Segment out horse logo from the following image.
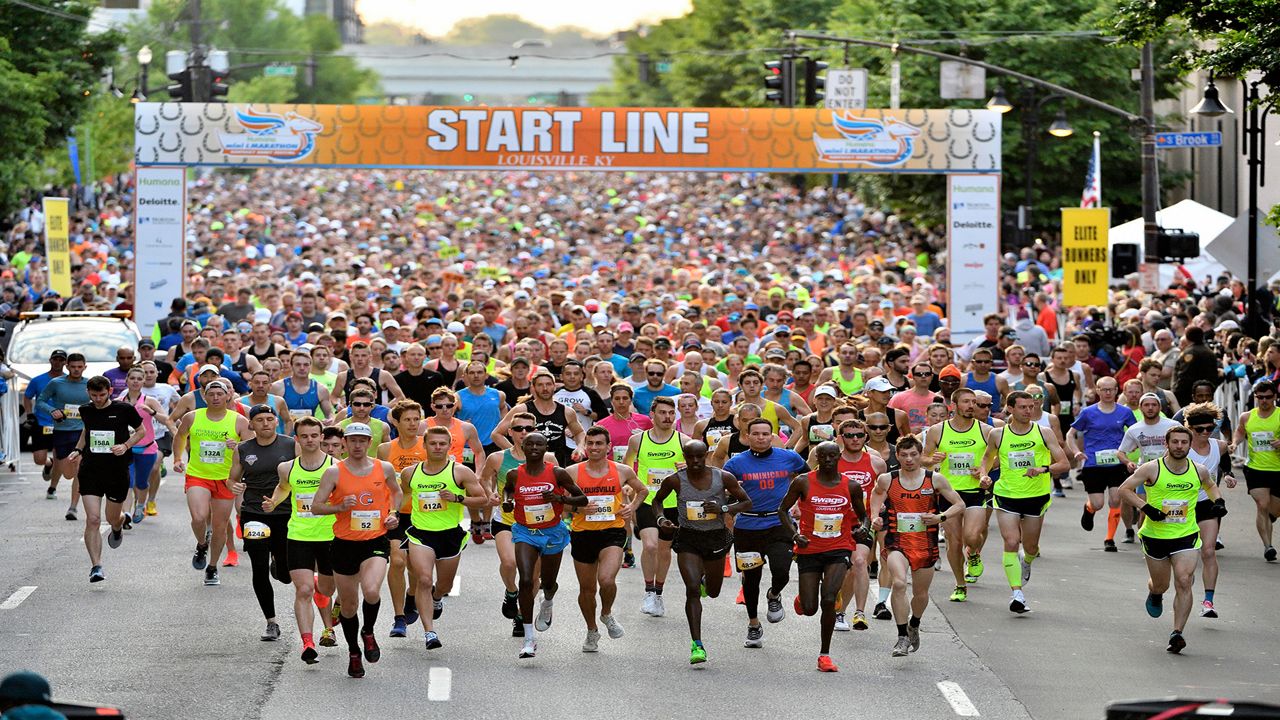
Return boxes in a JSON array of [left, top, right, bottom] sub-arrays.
[[218, 108, 323, 162], [812, 112, 921, 167]]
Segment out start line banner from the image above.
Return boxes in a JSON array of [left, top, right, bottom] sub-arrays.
[[135, 103, 1001, 173]]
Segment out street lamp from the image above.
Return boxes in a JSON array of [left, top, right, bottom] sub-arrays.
[[1048, 110, 1074, 138], [135, 45, 152, 102], [987, 86, 1013, 113], [1189, 75, 1231, 118], [1011, 91, 1073, 244]]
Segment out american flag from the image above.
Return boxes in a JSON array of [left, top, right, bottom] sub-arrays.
[[1080, 131, 1101, 208]]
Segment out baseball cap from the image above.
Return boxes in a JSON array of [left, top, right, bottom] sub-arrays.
[[869, 319, 885, 329], [343, 422, 373, 438], [654, 337, 672, 347], [939, 364, 963, 380], [136, 339, 155, 350], [629, 353, 648, 363], [446, 321, 466, 334], [814, 385, 838, 399], [198, 364, 221, 376], [425, 336, 442, 347], [864, 377, 894, 393], [236, 321, 253, 334], [49, 349, 68, 360], [426, 318, 443, 326], [248, 403, 277, 420], [383, 320, 400, 330], [1215, 320, 1239, 332], [617, 322, 634, 333], [773, 325, 791, 335], [514, 290, 530, 300], [0, 670, 52, 704]]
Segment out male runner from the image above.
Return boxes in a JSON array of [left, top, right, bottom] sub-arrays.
[[1184, 403, 1235, 617], [309, 423, 401, 678], [400, 426, 491, 650], [1119, 393, 1183, 542], [1119, 426, 1224, 653], [623, 395, 687, 617], [24, 349, 65, 497], [980, 390, 1070, 613], [378, 400, 428, 638], [723, 418, 809, 647], [833, 417, 887, 628], [229, 404, 295, 641], [1068, 377, 1136, 551], [503, 432, 587, 658], [653, 440, 751, 664], [778, 441, 869, 671], [567, 426, 648, 651], [493, 371, 586, 466], [71, 376, 146, 582], [172, 379, 252, 586], [1232, 379, 1280, 562], [36, 352, 90, 521], [870, 436, 963, 656], [271, 353, 334, 423]]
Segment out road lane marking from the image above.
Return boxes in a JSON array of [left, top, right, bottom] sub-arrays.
[[937, 681, 980, 717], [448, 578, 460, 597], [1, 586, 37, 609], [427, 667, 451, 701]]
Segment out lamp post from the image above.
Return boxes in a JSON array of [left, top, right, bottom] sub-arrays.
[[133, 46, 152, 103], [989, 89, 1073, 245]]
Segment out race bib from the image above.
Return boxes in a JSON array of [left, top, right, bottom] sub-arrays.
[[706, 429, 727, 447], [1094, 449, 1120, 466], [586, 495, 617, 523], [1250, 431, 1276, 453], [296, 493, 315, 518], [289, 408, 312, 420], [62, 404, 81, 420], [735, 551, 765, 571], [89, 430, 115, 454], [612, 446, 627, 462], [897, 512, 926, 533], [1161, 499, 1189, 524], [646, 467, 674, 494], [42, 425, 53, 436], [198, 440, 226, 464], [418, 491, 445, 512], [1060, 398, 1073, 414], [524, 502, 553, 525], [462, 448, 475, 464], [685, 500, 716, 522], [243, 521, 270, 540], [810, 424, 835, 443], [350, 510, 381, 532], [1140, 445, 1165, 463], [948, 452, 974, 476], [1008, 451, 1034, 470], [813, 512, 843, 539]]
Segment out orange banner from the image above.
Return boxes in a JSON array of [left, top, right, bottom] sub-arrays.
[[135, 104, 1001, 173]]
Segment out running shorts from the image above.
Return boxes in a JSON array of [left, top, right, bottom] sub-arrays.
[[78, 470, 130, 504], [53, 430, 80, 460], [286, 538, 334, 575], [31, 425, 54, 452], [512, 521, 570, 555], [732, 524, 794, 557], [671, 527, 733, 560], [796, 548, 852, 574], [185, 475, 234, 501], [330, 536, 390, 576], [1081, 465, 1129, 495], [1140, 532, 1201, 560], [569, 528, 627, 564], [634, 503, 679, 541], [405, 525, 468, 560], [993, 493, 1051, 518], [1244, 468, 1280, 494]]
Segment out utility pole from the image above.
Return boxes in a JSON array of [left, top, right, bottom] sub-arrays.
[[1140, 42, 1159, 264]]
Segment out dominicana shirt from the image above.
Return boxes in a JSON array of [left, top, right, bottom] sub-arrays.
[[723, 447, 808, 531]]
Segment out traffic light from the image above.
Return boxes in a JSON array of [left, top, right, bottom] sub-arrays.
[[763, 57, 795, 107], [1153, 228, 1200, 262], [166, 67, 193, 102], [210, 71, 229, 102], [207, 50, 229, 102], [804, 58, 828, 106]]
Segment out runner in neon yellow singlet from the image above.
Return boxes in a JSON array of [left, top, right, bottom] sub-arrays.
[[1231, 379, 1280, 562], [623, 395, 689, 618]]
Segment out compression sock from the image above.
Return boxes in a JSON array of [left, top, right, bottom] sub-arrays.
[[301, 631, 313, 645], [1205, 589, 1215, 603], [878, 587, 891, 604], [339, 612, 360, 653], [909, 616, 921, 628], [1024, 551, 1039, 566], [361, 600, 380, 634], [896, 623, 908, 637], [1106, 507, 1122, 540], [1003, 552, 1021, 589]]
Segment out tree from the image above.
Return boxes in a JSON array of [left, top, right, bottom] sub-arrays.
[[0, 0, 120, 215]]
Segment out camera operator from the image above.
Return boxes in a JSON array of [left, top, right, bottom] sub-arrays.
[[1173, 326, 1221, 407]]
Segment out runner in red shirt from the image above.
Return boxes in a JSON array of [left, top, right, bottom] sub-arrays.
[[835, 418, 887, 629]]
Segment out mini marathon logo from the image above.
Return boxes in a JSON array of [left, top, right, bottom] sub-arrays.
[[813, 113, 920, 167], [219, 108, 323, 162]]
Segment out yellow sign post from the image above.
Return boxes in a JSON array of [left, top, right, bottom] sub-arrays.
[[1061, 207, 1111, 307], [41, 197, 72, 297]]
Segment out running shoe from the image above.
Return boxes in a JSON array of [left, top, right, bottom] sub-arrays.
[[145, 501, 158, 516], [330, 600, 342, 627], [89, 565, 105, 583], [390, 616, 407, 638], [1009, 590, 1028, 614], [651, 595, 666, 617], [1019, 553, 1032, 585], [1215, 539, 1225, 550], [1200, 600, 1218, 618], [908, 623, 921, 651], [121, 514, 132, 531], [689, 642, 706, 665], [535, 597, 554, 631], [1145, 592, 1164, 618], [967, 553, 984, 579], [765, 590, 785, 623], [1080, 506, 1095, 532], [192, 544, 209, 571], [519, 639, 537, 659], [834, 612, 851, 632], [433, 599, 444, 620], [1123, 528, 1136, 544], [1052, 489, 1066, 498], [481, 522, 494, 541], [224, 549, 240, 567], [817, 655, 839, 672], [1166, 630, 1186, 654], [621, 550, 635, 568], [470, 525, 485, 546], [261, 622, 281, 641], [582, 630, 600, 653], [319, 628, 337, 647], [132, 505, 145, 525], [744, 624, 764, 648], [512, 617, 524, 637], [891, 636, 911, 657], [361, 630, 380, 662], [873, 602, 892, 620], [501, 592, 518, 619], [1266, 546, 1278, 562], [347, 652, 365, 678], [43, 465, 52, 482], [1104, 539, 1118, 552], [301, 642, 318, 664], [852, 610, 869, 630], [868, 561, 879, 579], [425, 631, 442, 650], [949, 586, 967, 602], [793, 594, 805, 616], [45, 485, 55, 500], [964, 574, 979, 584], [404, 595, 419, 625], [204, 567, 220, 586], [601, 614, 624, 639], [107, 526, 123, 549], [65, 508, 76, 521], [641, 591, 657, 615]]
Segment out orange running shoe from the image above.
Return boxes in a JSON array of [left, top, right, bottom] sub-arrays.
[[224, 549, 240, 567], [817, 655, 839, 672]]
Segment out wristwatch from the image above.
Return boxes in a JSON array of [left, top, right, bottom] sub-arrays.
[[720, 504, 730, 514]]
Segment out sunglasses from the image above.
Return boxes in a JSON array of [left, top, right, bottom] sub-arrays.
[[511, 425, 535, 432], [972, 359, 992, 364], [1024, 362, 1044, 368], [866, 424, 890, 431], [842, 432, 867, 439], [433, 403, 455, 410], [350, 401, 374, 408], [914, 370, 934, 377], [1257, 395, 1276, 401], [647, 371, 665, 377], [1190, 425, 1215, 433], [976, 403, 992, 409], [1029, 394, 1044, 400]]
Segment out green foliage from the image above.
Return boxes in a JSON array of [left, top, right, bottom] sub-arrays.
[[226, 75, 297, 104]]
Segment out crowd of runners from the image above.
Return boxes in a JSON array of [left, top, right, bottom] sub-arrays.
[[9, 168, 1280, 675]]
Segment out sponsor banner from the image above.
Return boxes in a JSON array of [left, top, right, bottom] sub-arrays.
[[946, 175, 1001, 343], [41, 198, 72, 297], [1061, 207, 1111, 307], [133, 167, 186, 337], [134, 104, 1001, 173]]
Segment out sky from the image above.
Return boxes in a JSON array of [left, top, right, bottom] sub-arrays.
[[354, 0, 693, 36]]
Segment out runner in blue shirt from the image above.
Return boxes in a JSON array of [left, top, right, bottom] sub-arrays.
[[24, 349, 66, 496], [1066, 377, 1136, 551]]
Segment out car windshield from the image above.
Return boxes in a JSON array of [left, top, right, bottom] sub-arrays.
[[8, 320, 138, 364]]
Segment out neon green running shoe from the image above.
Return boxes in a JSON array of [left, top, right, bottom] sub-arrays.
[[949, 586, 968, 602], [967, 553, 984, 579], [690, 641, 707, 665]]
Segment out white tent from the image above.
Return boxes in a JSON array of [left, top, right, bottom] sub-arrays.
[[1109, 199, 1232, 287]]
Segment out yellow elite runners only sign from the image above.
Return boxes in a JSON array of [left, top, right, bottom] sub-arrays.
[[1061, 207, 1110, 307]]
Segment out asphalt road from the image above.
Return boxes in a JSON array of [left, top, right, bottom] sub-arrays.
[[2, 458, 1278, 720]]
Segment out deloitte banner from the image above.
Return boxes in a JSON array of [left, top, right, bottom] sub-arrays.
[[133, 167, 186, 336], [946, 175, 1001, 342], [134, 103, 1002, 174]]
